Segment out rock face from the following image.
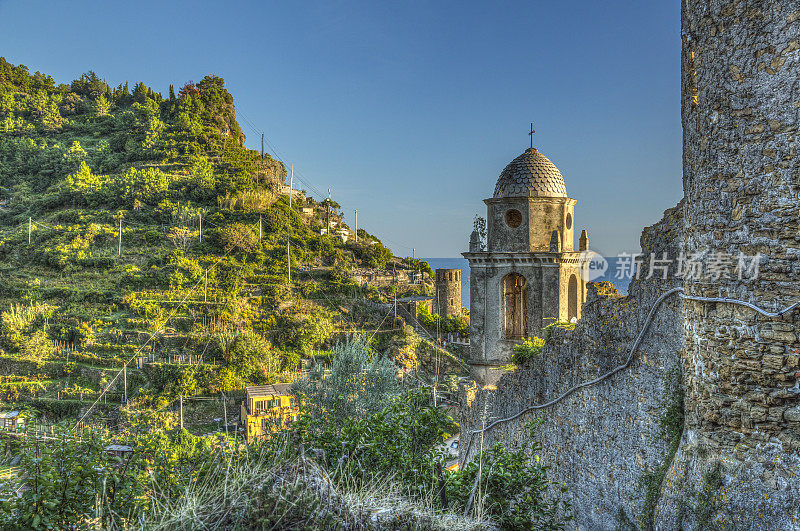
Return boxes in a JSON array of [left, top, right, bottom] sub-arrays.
[[460, 1, 800, 528]]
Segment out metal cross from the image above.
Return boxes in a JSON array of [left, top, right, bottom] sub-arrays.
[[529, 122, 535, 149]]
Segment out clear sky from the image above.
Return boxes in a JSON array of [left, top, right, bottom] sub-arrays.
[[0, 0, 683, 258]]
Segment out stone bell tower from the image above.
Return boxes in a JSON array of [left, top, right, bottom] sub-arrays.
[[464, 139, 588, 384]]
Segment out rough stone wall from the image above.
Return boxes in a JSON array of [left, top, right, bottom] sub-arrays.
[[460, 4, 800, 528], [460, 205, 686, 528], [655, 2, 800, 528]]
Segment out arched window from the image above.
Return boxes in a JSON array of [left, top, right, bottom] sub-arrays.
[[503, 273, 528, 340], [568, 274, 578, 322]]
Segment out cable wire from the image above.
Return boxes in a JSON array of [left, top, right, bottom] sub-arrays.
[[460, 287, 800, 464]]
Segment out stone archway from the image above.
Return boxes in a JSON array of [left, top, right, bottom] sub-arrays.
[[568, 274, 578, 321], [503, 273, 528, 339]]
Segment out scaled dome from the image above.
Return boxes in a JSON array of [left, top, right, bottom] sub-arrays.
[[493, 148, 567, 198]]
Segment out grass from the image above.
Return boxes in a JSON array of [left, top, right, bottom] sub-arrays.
[[140, 445, 488, 530], [639, 365, 685, 529]]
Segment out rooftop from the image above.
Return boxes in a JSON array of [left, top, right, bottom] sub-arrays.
[[245, 383, 293, 399], [493, 148, 567, 198]]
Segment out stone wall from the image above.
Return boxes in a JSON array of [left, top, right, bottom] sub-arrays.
[[656, 1, 800, 528], [459, 1, 800, 528], [460, 206, 686, 529]]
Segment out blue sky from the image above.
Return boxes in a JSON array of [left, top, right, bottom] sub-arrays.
[[0, 0, 683, 258]]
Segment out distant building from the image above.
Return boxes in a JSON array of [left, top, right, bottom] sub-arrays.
[[299, 206, 314, 216], [396, 295, 433, 317], [0, 411, 25, 431], [105, 444, 134, 461], [434, 268, 462, 318], [241, 384, 299, 443], [464, 145, 588, 384]]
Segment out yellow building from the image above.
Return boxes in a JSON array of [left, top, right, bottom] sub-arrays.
[[241, 384, 299, 443]]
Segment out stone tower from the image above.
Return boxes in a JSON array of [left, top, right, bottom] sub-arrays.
[[662, 1, 800, 525], [434, 268, 462, 318], [463, 146, 588, 384]]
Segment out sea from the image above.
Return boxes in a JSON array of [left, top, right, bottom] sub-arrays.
[[425, 257, 633, 307]]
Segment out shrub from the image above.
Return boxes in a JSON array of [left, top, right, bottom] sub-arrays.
[[217, 222, 258, 254], [511, 337, 545, 366], [447, 442, 572, 529]]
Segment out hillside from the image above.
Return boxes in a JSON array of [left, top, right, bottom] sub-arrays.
[[0, 58, 456, 422], [0, 59, 572, 530]]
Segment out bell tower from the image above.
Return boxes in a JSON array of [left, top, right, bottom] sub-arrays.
[[463, 134, 588, 384]]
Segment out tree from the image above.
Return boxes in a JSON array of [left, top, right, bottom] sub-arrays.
[[218, 222, 258, 254], [292, 337, 399, 427], [273, 307, 333, 354], [167, 226, 196, 251], [93, 93, 110, 116], [219, 331, 281, 381], [66, 161, 105, 203]]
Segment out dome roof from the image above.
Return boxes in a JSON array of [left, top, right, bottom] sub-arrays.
[[493, 148, 567, 198]]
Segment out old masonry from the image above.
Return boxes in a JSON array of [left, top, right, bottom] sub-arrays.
[[464, 146, 589, 385], [460, 1, 800, 528]]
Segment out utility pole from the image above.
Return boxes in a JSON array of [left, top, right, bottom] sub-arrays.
[[412, 248, 415, 260], [199, 213, 202, 243], [222, 391, 228, 441], [288, 165, 293, 284], [204, 270, 208, 302], [118, 217, 122, 256], [179, 395, 184, 430], [261, 133, 264, 159], [394, 291, 397, 328], [259, 215, 262, 242], [28, 217, 31, 244], [327, 188, 331, 235], [123, 363, 127, 403], [354, 210, 358, 242]]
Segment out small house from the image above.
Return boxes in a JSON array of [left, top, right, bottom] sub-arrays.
[[0, 411, 24, 431], [241, 384, 299, 444], [397, 295, 434, 317], [104, 444, 134, 461]]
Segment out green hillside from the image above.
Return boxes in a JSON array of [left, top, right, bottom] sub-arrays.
[[0, 57, 446, 419], [0, 59, 568, 530]]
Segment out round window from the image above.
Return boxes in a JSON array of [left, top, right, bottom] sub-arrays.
[[566, 213, 573, 230], [505, 209, 522, 228]]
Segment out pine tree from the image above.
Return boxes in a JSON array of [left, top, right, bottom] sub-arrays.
[[93, 93, 110, 116]]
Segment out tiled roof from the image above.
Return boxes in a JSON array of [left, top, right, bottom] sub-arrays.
[[493, 148, 567, 198], [246, 384, 293, 398]]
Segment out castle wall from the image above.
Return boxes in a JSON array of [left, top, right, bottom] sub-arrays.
[[655, 2, 800, 527], [460, 206, 685, 528]]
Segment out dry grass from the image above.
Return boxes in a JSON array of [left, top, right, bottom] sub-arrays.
[[138, 447, 492, 530], [217, 190, 277, 212]]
